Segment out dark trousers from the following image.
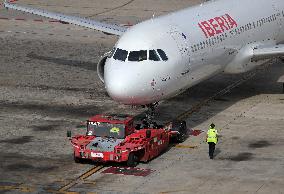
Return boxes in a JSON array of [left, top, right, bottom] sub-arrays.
[[208, 142, 216, 159]]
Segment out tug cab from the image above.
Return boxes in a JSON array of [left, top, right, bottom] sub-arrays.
[[68, 114, 187, 166]]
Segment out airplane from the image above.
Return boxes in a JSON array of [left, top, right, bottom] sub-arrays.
[[3, 0, 284, 111]]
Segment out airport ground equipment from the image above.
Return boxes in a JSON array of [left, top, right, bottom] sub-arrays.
[[68, 114, 187, 167]]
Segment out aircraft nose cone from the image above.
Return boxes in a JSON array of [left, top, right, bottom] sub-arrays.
[[104, 60, 160, 105], [105, 77, 132, 103], [104, 63, 138, 104]]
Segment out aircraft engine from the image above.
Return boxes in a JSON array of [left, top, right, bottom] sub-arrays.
[[97, 51, 111, 83]]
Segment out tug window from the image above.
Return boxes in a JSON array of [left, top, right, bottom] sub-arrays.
[[157, 49, 168, 61], [149, 50, 160, 61], [128, 50, 147, 61], [113, 48, 128, 62]]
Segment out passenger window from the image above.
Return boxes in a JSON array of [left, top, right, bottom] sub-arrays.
[[149, 50, 160, 61], [128, 50, 147, 62], [113, 48, 128, 62], [157, 49, 168, 61]]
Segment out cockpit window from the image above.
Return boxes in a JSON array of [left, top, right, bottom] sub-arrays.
[[113, 48, 128, 62], [128, 50, 147, 62], [109, 47, 116, 58], [157, 49, 168, 61], [149, 50, 160, 61]]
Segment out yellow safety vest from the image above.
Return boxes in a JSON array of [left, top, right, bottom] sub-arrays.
[[207, 128, 218, 144]]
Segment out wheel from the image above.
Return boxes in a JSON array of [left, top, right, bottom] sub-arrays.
[[74, 157, 82, 163], [176, 133, 186, 143], [127, 152, 138, 167], [171, 120, 187, 143], [74, 152, 83, 163]]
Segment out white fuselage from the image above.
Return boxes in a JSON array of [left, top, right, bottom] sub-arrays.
[[104, 0, 284, 105]]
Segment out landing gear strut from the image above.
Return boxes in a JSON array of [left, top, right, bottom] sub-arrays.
[[145, 102, 158, 121], [140, 102, 159, 128]]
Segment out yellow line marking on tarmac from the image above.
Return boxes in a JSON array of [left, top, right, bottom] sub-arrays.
[[46, 190, 79, 194], [0, 184, 35, 193], [57, 165, 104, 193], [174, 145, 198, 149], [82, 180, 97, 185], [160, 189, 189, 194]]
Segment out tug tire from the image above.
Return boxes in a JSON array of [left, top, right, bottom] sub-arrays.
[[74, 152, 83, 163], [127, 152, 138, 167], [171, 120, 187, 143], [74, 157, 82, 163]]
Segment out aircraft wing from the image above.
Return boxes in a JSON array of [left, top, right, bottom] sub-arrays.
[[3, 0, 127, 36], [252, 44, 284, 61]]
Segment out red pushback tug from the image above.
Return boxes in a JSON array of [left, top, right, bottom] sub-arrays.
[[68, 114, 187, 167]]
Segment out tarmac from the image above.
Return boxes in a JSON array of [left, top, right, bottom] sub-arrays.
[[0, 0, 284, 194]]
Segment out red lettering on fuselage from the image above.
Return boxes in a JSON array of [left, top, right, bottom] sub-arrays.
[[200, 21, 215, 37], [215, 16, 228, 31], [198, 23, 208, 38], [222, 15, 231, 29], [198, 14, 238, 38], [209, 18, 222, 34], [225, 14, 238, 28]]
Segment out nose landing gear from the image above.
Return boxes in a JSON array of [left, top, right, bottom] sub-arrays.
[[145, 102, 159, 120], [138, 102, 159, 128]]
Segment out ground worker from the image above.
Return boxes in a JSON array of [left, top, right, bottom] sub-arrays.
[[206, 123, 219, 159]]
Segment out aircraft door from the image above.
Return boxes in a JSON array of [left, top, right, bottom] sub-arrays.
[[170, 27, 190, 65]]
